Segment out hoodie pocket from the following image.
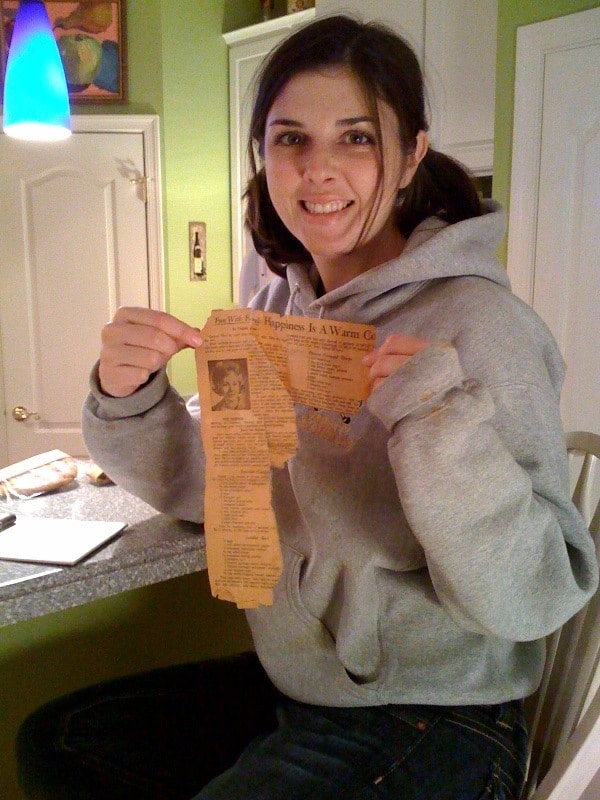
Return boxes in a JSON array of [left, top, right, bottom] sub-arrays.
[[247, 543, 380, 705]]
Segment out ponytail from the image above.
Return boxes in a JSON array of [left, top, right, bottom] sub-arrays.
[[396, 148, 482, 237]]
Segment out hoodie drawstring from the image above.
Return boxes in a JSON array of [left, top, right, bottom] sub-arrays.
[[286, 282, 301, 316]]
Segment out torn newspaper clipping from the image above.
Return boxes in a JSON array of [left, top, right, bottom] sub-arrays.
[[195, 308, 375, 608]]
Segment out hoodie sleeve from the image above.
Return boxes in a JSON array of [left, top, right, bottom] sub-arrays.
[[82, 363, 206, 523], [367, 342, 598, 641]]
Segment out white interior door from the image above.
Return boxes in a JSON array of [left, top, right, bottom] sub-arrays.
[[507, 9, 600, 440], [0, 115, 164, 466], [507, 9, 600, 746]]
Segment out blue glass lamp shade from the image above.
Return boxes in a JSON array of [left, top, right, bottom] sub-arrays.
[[2, 0, 71, 141]]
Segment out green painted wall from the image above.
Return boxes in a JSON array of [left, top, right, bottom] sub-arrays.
[[160, 0, 233, 396], [493, 0, 600, 262]]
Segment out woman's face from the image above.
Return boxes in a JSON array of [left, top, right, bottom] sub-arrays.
[[263, 66, 427, 290], [220, 370, 243, 408]]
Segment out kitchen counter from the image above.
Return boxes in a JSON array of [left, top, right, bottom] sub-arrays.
[[0, 465, 206, 627]]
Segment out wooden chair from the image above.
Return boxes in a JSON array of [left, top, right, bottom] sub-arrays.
[[522, 431, 600, 799]]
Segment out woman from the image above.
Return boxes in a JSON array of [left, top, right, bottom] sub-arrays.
[[17, 15, 597, 800], [209, 359, 250, 411]]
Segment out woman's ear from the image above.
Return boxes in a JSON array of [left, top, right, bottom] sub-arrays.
[[398, 130, 429, 189]]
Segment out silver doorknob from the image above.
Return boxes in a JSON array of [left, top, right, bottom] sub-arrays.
[[12, 405, 40, 422]]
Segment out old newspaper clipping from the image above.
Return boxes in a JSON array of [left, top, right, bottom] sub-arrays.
[[195, 309, 375, 608]]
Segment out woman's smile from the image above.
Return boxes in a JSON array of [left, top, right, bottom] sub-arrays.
[[302, 199, 353, 215]]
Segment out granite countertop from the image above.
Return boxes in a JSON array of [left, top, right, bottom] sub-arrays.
[[0, 464, 206, 627]]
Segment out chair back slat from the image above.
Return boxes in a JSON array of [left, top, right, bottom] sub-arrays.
[[568, 432, 600, 536]]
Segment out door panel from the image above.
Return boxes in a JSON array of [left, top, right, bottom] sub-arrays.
[[0, 119, 163, 464], [507, 8, 600, 525], [534, 42, 600, 435], [507, 10, 600, 731]]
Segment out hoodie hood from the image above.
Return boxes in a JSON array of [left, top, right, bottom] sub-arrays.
[[284, 200, 510, 324]]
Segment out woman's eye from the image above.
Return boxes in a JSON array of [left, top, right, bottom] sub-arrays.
[[276, 131, 303, 146], [345, 131, 375, 145]]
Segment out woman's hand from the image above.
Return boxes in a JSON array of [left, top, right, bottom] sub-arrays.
[[362, 333, 430, 391], [98, 307, 203, 398]]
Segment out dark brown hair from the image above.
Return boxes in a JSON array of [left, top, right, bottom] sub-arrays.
[[245, 15, 482, 276]]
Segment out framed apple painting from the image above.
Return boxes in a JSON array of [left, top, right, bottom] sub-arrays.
[[1, 0, 127, 103]]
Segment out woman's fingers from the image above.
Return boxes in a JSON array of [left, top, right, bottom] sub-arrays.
[[109, 307, 203, 351], [98, 307, 203, 397], [363, 334, 430, 390]]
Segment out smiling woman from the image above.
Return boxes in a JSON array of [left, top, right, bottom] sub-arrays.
[[15, 13, 598, 800], [245, 15, 481, 285]]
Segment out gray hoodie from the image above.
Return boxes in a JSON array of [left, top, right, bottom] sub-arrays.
[[83, 201, 598, 707]]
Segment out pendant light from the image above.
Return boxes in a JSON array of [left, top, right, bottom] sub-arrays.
[[2, 0, 71, 141]]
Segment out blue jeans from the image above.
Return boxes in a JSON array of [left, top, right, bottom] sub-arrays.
[[16, 652, 527, 800]]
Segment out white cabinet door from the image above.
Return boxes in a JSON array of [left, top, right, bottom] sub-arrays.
[[0, 116, 164, 465], [424, 0, 497, 175]]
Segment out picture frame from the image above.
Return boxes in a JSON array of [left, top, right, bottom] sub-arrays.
[[1, 0, 127, 103]]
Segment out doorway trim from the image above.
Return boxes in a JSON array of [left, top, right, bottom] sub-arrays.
[[506, 8, 600, 305]]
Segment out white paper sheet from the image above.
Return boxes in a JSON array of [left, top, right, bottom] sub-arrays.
[[0, 517, 126, 566]]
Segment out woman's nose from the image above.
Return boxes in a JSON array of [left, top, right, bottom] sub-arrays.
[[302, 144, 336, 183]]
